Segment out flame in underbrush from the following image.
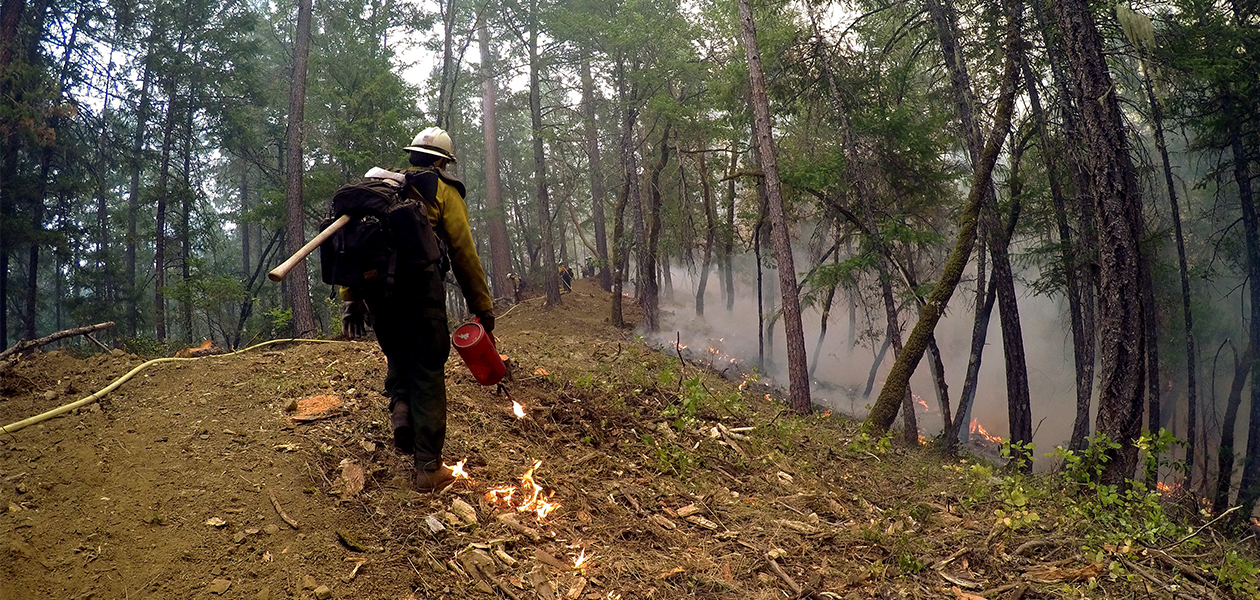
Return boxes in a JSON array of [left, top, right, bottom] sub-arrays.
[[512, 400, 527, 419], [535, 368, 549, 376], [485, 486, 515, 505], [969, 419, 1003, 443], [918, 435, 929, 445], [1253, 517, 1260, 528], [821, 410, 831, 418], [1156, 481, 1180, 496], [445, 459, 469, 480], [484, 460, 560, 521], [573, 548, 591, 569]]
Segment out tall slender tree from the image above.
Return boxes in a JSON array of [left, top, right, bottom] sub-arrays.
[[283, 0, 316, 338], [738, 0, 810, 414]]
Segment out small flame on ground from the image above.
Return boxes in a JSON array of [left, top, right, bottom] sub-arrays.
[[1253, 517, 1260, 528], [821, 410, 831, 418], [485, 486, 515, 505], [918, 435, 928, 445], [969, 419, 1003, 443], [484, 460, 560, 521], [1156, 481, 1180, 495], [534, 368, 549, 376], [445, 459, 469, 479], [512, 400, 527, 419], [573, 548, 591, 569]]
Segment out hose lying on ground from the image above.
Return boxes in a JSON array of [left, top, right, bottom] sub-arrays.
[[1, 338, 347, 435]]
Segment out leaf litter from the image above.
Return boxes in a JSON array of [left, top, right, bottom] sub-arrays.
[[0, 278, 1256, 599]]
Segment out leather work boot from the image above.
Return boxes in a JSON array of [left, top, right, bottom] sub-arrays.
[[413, 464, 456, 492], [390, 399, 413, 454]]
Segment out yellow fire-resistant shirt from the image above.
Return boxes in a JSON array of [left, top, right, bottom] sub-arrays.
[[406, 168, 494, 315]]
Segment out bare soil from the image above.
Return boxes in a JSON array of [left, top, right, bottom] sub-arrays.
[[1, 279, 1255, 600]]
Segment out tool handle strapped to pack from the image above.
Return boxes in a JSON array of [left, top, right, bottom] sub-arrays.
[[268, 215, 351, 282], [318, 168, 447, 289]]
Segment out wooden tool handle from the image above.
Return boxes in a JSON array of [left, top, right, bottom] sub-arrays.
[[267, 215, 351, 282]]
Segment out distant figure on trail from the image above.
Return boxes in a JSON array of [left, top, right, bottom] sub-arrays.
[[342, 127, 495, 492], [559, 265, 574, 292]]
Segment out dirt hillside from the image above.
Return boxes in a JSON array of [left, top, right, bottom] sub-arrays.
[[2, 279, 1256, 600]]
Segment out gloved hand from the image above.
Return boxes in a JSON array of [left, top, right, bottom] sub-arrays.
[[475, 310, 495, 334], [342, 299, 369, 339]]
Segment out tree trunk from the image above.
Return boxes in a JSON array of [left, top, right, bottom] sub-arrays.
[[1052, 0, 1147, 486], [1021, 49, 1095, 456], [989, 165, 1031, 456], [581, 56, 611, 292], [240, 168, 250, 278], [480, 27, 512, 299], [1142, 62, 1198, 486], [181, 79, 196, 343], [950, 271, 997, 446], [154, 78, 179, 343], [283, 0, 315, 338], [123, 38, 155, 339], [528, 0, 560, 307], [695, 151, 717, 317], [724, 150, 737, 311], [1228, 90, 1260, 516], [610, 61, 636, 328], [863, 6, 1018, 437], [636, 123, 670, 329], [926, 0, 1029, 452], [1213, 344, 1255, 512], [436, 0, 457, 129], [0, 0, 23, 349], [738, 0, 811, 414]]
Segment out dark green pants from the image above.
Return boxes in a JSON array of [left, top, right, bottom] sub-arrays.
[[363, 266, 449, 470]]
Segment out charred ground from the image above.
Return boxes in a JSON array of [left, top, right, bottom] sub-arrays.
[[2, 279, 1256, 599]]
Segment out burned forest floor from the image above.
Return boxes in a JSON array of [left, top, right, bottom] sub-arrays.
[[2, 279, 1259, 600]]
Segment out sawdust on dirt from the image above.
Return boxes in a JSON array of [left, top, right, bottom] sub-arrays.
[[1, 279, 1256, 599]]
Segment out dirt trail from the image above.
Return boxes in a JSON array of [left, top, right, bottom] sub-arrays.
[[3, 279, 1255, 600]]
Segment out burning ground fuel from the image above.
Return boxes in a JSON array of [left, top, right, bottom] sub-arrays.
[[4, 280, 1254, 599]]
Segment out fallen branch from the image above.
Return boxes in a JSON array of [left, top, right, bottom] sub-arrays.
[[497, 513, 541, 541], [766, 557, 801, 594], [1163, 505, 1240, 550], [0, 322, 115, 361], [268, 488, 300, 529]]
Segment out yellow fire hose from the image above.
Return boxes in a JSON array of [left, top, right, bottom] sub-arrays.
[[1, 338, 347, 435]]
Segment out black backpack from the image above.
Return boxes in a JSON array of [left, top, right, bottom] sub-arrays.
[[318, 171, 447, 289]]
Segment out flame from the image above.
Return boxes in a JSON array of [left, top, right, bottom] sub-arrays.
[[573, 548, 591, 569], [445, 459, 469, 479], [1156, 481, 1180, 495], [969, 419, 1003, 443], [534, 368, 549, 376], [512, 400, 527, 419], [709, 347, 718, 354], [485, 486, 515, 505], [821, 410, 831, 418], [915, 394, 932, 412], [918, 435, 928, 445], [764, 394, 771, 401], [1253, 517, 1260, 528], [484, 460, 560, 521]]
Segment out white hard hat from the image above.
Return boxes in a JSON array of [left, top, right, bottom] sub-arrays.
[[404, 126, 457, 162]]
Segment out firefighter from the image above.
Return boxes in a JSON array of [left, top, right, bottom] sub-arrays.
[[348, 127, 495, 491]]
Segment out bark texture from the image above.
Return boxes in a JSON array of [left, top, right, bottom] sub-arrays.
[[738, 0, 811, 414], [1052, 0, 1147, 485]]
